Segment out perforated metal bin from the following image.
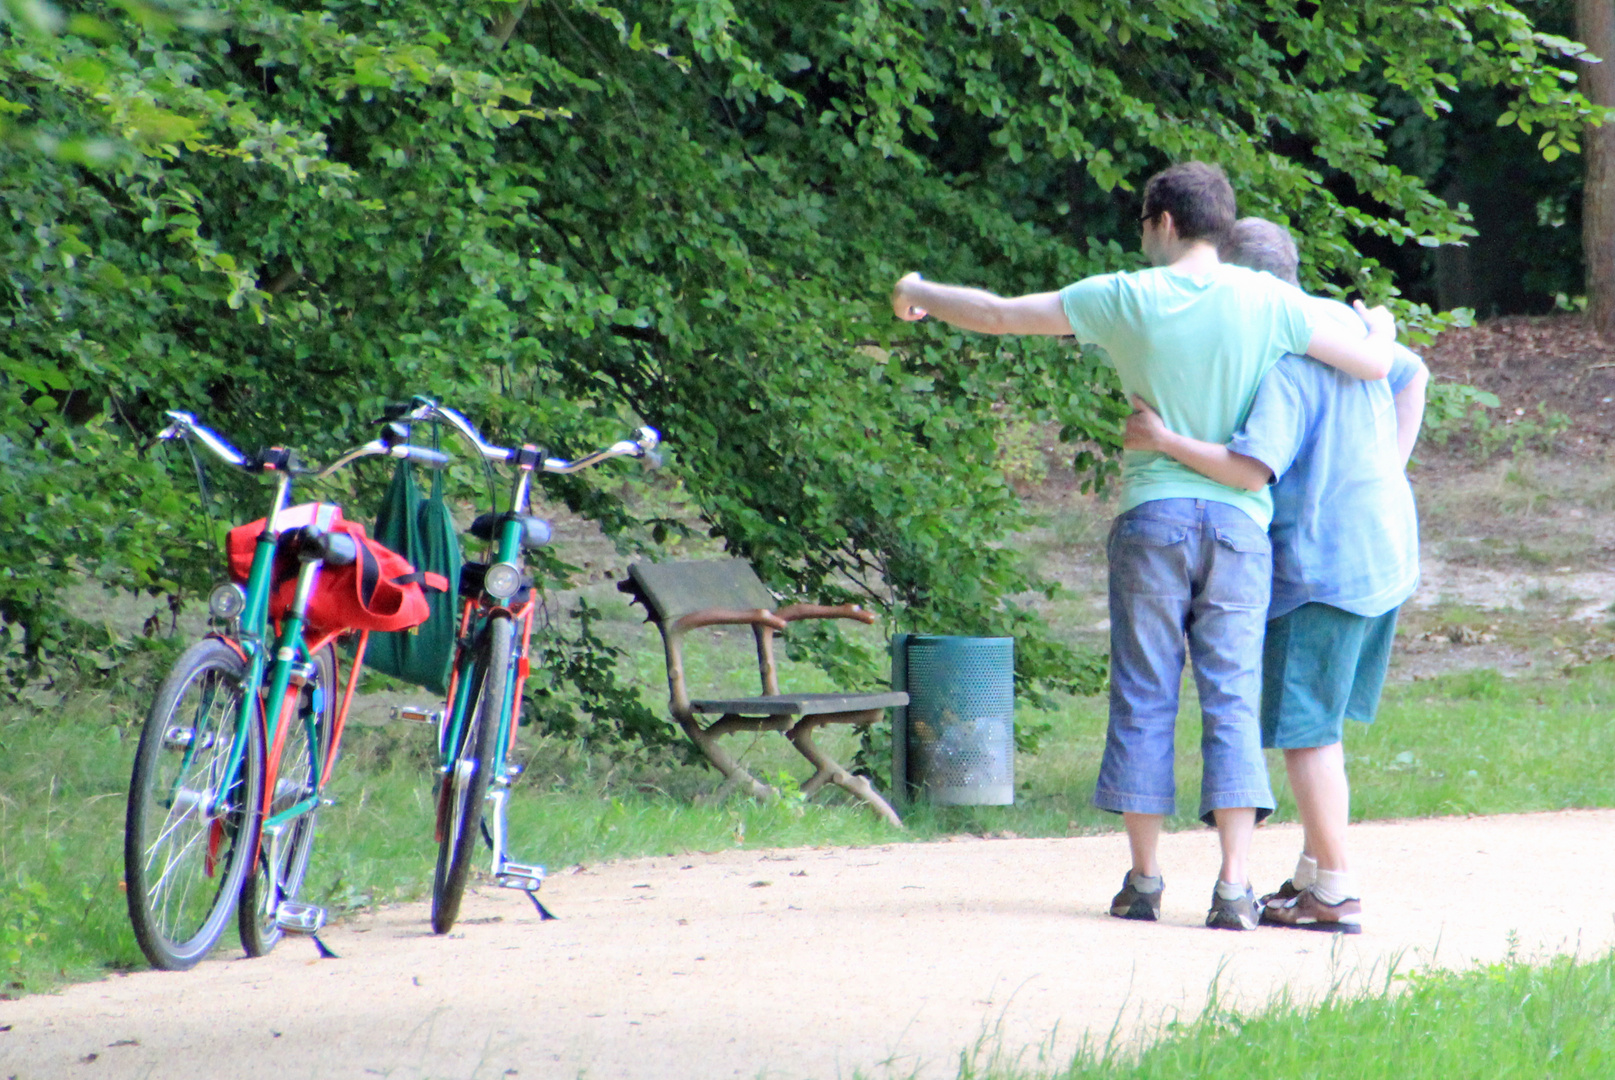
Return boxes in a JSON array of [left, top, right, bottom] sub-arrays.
[[891, 635, 1014, 806]]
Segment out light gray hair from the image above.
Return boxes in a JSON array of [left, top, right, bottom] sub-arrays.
[[1218, 216, 1300, 286]]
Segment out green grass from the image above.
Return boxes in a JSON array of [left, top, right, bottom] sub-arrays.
[[7, 654, 1615, 997], [935, 951, 1615, 1080]]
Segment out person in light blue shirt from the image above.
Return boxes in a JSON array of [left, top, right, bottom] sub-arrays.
[[1124, 217, 1427, 934]]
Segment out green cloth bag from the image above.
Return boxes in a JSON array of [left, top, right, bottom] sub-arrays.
[[368, 452, 462, 694]]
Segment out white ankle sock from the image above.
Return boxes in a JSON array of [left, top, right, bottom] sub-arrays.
[[1311, 868, 1358, 905], [1214, 879, 1249, 901], [1292, 853, 1318, 890]]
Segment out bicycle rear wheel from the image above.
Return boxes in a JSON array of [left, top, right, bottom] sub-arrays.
[[125, 637, 264, 971], [239, 642, 336, 957], [431, 614, 510, 934]]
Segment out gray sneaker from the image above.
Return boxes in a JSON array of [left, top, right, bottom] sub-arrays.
[[1205, 883, 1260, 931], [1109, 872, 1163, 921]]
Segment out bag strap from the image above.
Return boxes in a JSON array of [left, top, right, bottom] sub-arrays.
[[391, 570, 450, 593], [428, 422, 445, 503], [356, 534, 381, 607]]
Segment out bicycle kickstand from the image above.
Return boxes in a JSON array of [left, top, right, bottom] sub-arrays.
[[485, 785, 556, 919]]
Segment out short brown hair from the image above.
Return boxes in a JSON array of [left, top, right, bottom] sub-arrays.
[[1219, 217, 1300, 286], [1141, 162, 1236, 245]]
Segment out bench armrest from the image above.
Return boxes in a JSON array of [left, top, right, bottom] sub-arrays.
[[773, 603, 878, 626], [672, 607, 789, 633]]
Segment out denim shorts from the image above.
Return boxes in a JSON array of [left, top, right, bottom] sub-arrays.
[[1096, 498, 1276, 825], [1261, 602, 1400, 749]]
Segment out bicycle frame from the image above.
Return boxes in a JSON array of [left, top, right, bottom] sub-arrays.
[[392, 399, 657, 912], [221, 503, 354, 866], [437, 466, 541, 874], [157, 412, 447, 931]]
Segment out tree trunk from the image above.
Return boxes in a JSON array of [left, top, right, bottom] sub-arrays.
[[1579, 0, 1615, 338]]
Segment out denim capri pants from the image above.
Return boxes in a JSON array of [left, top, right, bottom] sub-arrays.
[[1095, 498, 1276, 825]]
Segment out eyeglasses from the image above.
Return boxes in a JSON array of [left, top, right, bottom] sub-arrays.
[[1139, 211, 1158, 225]]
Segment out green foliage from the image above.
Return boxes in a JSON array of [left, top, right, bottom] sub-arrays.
[[1466, 402, 1572, 458], [0, 874, 51, 976], [0, 0, 1606, 719], [1424, 380, 1569, 459], [526, 597, 682, 752], [1423, 379, 1503, 445]]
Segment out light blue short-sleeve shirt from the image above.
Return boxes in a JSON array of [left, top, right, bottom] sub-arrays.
[[1059, 264, 1315, 528], [1227, 297, 1425, 619]]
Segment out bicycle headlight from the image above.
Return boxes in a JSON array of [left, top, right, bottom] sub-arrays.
[[483, 561, 523, 600], [208, 582, 247, 620]]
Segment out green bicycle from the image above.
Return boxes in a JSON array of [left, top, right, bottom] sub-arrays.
[[388, 400, 658, 933], [124, 411, 448, 970]]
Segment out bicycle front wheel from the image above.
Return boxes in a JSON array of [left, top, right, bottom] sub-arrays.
[[431, 614, 510, 934], [239, 642, 336, 957], [125, 637, 264, 971]]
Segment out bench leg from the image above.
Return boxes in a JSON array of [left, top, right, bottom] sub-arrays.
[[676, 715, 777, 802], [786, 720, 902, 828]]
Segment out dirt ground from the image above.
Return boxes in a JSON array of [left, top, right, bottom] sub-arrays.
[[4, 809, 1614, 1080]]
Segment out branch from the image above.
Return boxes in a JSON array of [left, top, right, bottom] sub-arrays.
[[493, 0, 531, 51]]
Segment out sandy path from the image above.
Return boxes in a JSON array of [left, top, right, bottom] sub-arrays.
[[4, 809, 1613, 1080]]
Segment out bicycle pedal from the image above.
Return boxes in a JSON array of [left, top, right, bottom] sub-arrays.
[[274, 901, 328, 934], [495, 862, 546, 892], [392, 705, 440, 725]]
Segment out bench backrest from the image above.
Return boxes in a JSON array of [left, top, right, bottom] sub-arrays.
[[623, 559, 776, 626]]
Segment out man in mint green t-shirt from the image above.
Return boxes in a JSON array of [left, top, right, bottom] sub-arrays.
[[890, 161, 1398, 930]]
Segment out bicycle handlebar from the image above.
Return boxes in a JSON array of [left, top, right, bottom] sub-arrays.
[[313, 439, 451, 478], [159, 411, 248, 468], [394, 400, 660, 473], [158, 410, 452, 477]]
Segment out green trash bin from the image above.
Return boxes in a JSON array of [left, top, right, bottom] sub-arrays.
[[892, 635, 1015, 806]]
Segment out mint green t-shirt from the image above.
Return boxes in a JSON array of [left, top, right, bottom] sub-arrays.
[[1059, 263, 1315, 528]]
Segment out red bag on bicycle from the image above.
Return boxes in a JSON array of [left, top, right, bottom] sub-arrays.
[[226, 504, 448, 633]]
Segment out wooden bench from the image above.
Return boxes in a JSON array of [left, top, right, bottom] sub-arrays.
[[618, 559, 907, 826]]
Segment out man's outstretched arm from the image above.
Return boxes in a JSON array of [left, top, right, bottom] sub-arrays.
[[1304, 299, 1396, 381], [1124, 397, 1273, 492], [892, 272, 1072, 336]]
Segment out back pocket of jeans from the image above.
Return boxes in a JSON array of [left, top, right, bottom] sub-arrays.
[[1213, 523, 1270, 554]]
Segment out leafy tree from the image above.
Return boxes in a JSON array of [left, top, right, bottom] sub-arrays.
[[0, 1, 1602, 738]]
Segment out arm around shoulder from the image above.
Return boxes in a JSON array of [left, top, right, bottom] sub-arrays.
[[1304, 300, 1396, 381]]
